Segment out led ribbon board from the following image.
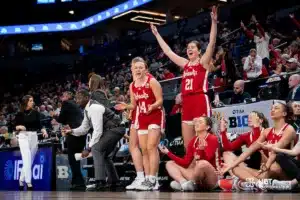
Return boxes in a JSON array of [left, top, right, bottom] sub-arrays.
[[0, 0, 152, 35]]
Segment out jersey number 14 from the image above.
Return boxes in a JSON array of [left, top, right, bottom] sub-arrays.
[[139, 102, 147, 113]]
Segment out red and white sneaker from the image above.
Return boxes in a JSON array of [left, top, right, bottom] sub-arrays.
[[218, 179, 235, 191], [219, 178, 261, 192]]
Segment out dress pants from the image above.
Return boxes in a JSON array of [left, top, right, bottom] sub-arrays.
[[66, 134, 86, 185], [91, 127, 125, 183], [18, 131, 38, 184]]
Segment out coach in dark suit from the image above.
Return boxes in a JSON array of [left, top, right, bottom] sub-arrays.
[[52, 91, 85, 190]]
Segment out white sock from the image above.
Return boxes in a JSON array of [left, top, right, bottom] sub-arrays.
[[179, 179, 187, 185], [136, 171, 145, 179], [148, 175, 156, 184], [145, 175, 149, 180], [19, 180, 24, 186], [27, 183, 32, 187]]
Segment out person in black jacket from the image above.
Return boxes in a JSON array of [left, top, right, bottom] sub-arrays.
[[51, 91, 85, 190]]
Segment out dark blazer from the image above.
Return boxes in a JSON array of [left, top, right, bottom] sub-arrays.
[[56, 100, 83, 129]]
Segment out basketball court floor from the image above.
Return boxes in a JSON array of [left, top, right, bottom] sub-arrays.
[[0, 191, 299, 200]]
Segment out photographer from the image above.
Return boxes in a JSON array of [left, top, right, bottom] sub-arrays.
[[62, 90, 125, 191]]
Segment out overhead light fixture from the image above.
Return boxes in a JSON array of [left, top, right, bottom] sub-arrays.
[[130, 19, 161, 25], [69, 10, 74, 15], [113, 10, 180, 20], [131, 16, 166, 23]]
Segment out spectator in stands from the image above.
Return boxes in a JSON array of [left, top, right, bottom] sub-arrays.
[[55, 102, 62, 115], [241, 15, 270, 67], [287, 74, 300, 101], [214, 80, 251, 106], [170, 93, 182, 116], [243, 49, 263, 80], [289, 41, 300, 61], [286, 58, 300, 73], [111, 87, 125, 103], [149, 58, 162, 73], [51, 91, 85, 190], [287, 101, 300, 134], [40, 105, 49, 118], [0, 126, 9, 140], [0, 136, 7, 148], [161, 67, 175, 80], [0, 114, 7, 126]]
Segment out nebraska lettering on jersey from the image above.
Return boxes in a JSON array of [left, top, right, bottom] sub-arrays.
[[134, 91, 149, 100], [181, 62, 208, 96], [132, 75, 159, 115], [183, 69, 198, 78]]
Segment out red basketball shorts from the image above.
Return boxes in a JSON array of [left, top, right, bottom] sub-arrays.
[[137, 109, 165, 135], [181, 93, 211, 124]]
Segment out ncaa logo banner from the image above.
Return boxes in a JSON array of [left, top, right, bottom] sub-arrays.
[[0, 146, 53, 191], [212, 100, 274, 140]]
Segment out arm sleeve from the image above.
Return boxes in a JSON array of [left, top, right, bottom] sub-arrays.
[[256, 23, 265, 37], [167, 138, 194, 168], [88, 105, 104, 148], [57, 102, 68, 124], [291, 17, 300, 30], [221, 131, 246, 151], [243, 28, 254, 39], [72, 110, 91, 136]]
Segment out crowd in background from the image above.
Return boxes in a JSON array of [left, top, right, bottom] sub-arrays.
[[0, 5, 300, 148]]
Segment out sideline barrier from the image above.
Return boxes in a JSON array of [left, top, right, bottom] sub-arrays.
[[0, 143, 55, 191]]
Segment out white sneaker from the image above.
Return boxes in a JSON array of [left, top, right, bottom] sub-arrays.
[[126, 178, 145, 190], [153, 180, 160, 190], [86, 183, 96, 190], [181, 181, 195, 191], [135, 179, 155, 191], [170, 181, 182, 191], [270, 180, 292, 191]]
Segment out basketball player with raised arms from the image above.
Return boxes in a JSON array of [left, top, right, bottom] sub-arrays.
[[150, 6, 218, 149]]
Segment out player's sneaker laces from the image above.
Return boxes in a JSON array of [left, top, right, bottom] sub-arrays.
[[135, 179, 155, 191]]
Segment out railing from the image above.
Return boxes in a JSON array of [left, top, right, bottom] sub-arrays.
[[159, 70, 299, 101]]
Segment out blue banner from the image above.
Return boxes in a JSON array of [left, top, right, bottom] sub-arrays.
[[0, 146, 53, 191], [0, 0, 153, 35]]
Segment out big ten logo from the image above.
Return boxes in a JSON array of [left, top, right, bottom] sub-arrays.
[[228, 110, 248, 128], [12, 160, 44, 180], [56, 166, 70, 179]]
